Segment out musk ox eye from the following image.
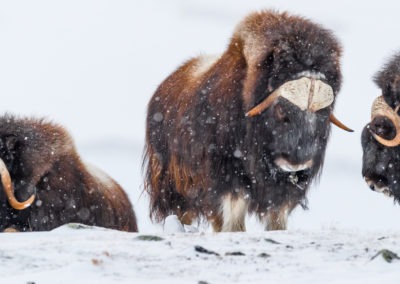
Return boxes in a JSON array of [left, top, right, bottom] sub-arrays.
[[370, 116, 396, 140], [274, 105, 289, 123]]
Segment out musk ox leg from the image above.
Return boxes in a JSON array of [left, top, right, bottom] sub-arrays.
[[265, 209, 288, 231], [180, 210, 197, 225], [208, 214, 223, 232], [263, 203, 294, 231], [215, 194, 248, 232]]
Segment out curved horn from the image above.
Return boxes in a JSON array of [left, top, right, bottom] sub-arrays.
[[245, 90, 280, 117], [370, 96, 400, 147], [329, 113, 354, 132], [0, 158, 35, 210]]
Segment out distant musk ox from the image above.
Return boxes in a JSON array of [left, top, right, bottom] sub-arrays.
[[362, 53, 400, 201], [144, 10, 352, 231], [0, 115, 138, 232]]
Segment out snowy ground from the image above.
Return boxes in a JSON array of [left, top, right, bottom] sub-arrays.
[[1, 0, 400, 283], [2, 224, 400, 284]]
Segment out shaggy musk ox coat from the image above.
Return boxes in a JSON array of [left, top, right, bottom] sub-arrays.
[[0, 115, 138, 232], [362, 52, 400, 201], [144, 10, 350, 231]]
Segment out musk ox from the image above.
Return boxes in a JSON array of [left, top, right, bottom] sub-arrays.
[[144, 10, 352, 231], [362, 52, 400, 201], [0, 115, 138, 232]]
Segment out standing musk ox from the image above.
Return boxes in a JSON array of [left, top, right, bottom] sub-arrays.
[[144, 10, 352, 231], [362, 52, 400, 201], [0, 115, 138, 232]]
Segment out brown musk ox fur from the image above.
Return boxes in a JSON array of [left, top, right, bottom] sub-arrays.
[[0, 115, 138, 232], [144, 10, 348, 231]]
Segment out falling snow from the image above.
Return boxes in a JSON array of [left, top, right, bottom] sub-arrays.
[[0, 0, 400, 283], [153, 112, 164, 122]]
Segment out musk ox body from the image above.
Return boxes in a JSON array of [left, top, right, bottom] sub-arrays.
[[0, 115, 138, 232], [144, 11, 350, 231], [362, 53, 400, 201]]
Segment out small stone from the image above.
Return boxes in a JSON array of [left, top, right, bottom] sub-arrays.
[[136, 235, 164, 241]]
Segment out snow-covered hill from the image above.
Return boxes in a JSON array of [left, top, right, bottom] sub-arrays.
[[1, 0, 400, 282]]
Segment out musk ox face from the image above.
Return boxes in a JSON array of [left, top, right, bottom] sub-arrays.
[[251, 97, 330, 182], [362, 117, 400, 199], [241, 15, 349, 183], [0, 131, 45, 213], [362, 53, 400, 201], [144, 10, 351, 232]]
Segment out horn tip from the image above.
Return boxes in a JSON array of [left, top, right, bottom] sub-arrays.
[[245, 111, 256, 117]]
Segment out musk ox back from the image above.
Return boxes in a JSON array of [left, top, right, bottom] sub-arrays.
[[362, 52, 400, 201], [0, 115, 138, 232], [144, 10, 352, 231]]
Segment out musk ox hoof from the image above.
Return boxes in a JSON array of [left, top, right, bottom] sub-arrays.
[[164, 215, 185, 233], [3, 227, 19, 233]]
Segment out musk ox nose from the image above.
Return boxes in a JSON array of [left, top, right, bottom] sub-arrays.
[[364, 176, 392, 197], [365, 177, 376, 191], [364, 175, 388, 191], [369, 116, 396, 140], [274, 157, 313, 172]]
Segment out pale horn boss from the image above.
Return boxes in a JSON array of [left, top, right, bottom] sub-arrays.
[[246, 76, 353, 133]]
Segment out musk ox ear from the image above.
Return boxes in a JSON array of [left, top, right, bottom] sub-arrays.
[[383, 75, 400, 108], [4, 135, 18, 152], [0, 135, 19, 166]]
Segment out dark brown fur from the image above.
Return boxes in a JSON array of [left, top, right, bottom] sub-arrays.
[[144, 10, 342, 230], [0, 115, 138, 232], [374, 52, 400, 110]]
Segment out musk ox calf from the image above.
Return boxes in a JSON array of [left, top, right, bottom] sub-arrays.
[[144, 10, 352, 231], [0, 115, 138, 232], [362, 53, 400, 201]]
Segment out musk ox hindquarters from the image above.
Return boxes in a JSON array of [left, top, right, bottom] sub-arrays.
[[362, 52, 400, 201], [0, 115, 138, 232], [144, 10, 352, 232]]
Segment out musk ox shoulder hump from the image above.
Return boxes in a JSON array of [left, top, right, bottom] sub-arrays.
[[191, 54, 220, 79], [85, 163, 116, 189]]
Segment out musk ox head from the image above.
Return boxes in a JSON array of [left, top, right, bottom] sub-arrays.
[[236, 12, 352, 188], [0, 115, 72, 229], [362, 53, 400, 201], [0, 117, 69, 212]]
